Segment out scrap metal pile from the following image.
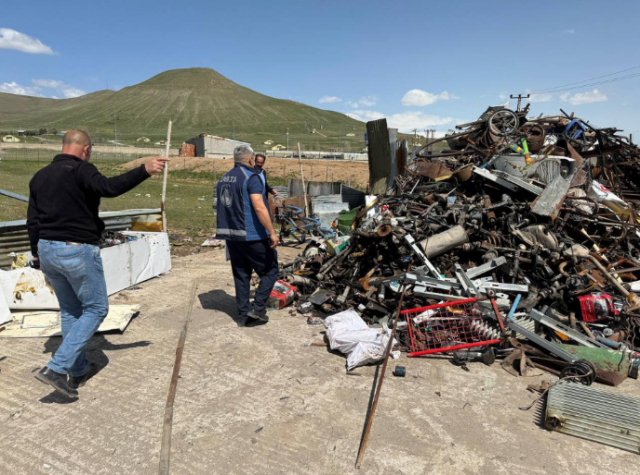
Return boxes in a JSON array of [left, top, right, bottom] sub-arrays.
[[282, 103, 640, 386]]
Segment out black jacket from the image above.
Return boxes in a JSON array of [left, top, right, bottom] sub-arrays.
[[27, 154, 150, 256], [260, 169, 274, 195]]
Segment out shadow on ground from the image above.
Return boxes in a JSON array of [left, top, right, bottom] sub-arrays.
[[199, 289, 242, 324], [38, 335, 151, 404], [198, 289, 268, 328]]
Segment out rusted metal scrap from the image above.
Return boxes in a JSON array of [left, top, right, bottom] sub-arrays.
[[281, 104, 640, 391]]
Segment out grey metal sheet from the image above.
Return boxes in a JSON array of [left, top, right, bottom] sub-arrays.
[[367, 119, 391, 195], [546, 382, 640, 454]]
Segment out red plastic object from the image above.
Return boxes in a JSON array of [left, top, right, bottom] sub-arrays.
[[577, 294, 616, 322], [267, 280, 297, 309], [401, 298, 501, 357]]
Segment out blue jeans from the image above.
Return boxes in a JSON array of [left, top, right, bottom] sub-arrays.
[[38, 240, 109, 377]]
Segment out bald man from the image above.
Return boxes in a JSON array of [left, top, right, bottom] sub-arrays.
[[27, 129, 167, 398]]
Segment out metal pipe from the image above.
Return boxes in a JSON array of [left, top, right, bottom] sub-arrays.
[[285, 275, 315, 286], [419, 225, 469, 258], [158, 282, 198, 475], [579, 255, 640, 307], [355, 282, 409, 469]]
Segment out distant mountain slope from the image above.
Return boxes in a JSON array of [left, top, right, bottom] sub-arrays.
[[0, 68, 365, 150]]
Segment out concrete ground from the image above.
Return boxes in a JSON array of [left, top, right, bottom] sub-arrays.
[[1, 250, 638, 475]]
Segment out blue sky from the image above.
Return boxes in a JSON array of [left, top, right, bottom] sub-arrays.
[[2, 0, 640, 136]]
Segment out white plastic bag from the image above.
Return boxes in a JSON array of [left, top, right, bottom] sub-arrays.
[[324, 309, 398, 371]]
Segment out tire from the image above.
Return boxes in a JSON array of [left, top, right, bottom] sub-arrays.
[[488, 109, 519, 137]]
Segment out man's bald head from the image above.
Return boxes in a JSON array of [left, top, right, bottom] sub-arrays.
[[62, 129, 92, 161]]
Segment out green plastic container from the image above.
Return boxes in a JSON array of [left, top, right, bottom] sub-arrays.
[[337, 208, 359, 234]]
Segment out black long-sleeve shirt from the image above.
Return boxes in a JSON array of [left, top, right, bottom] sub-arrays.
[[27, 154, 150, 256], [260, 169, 274, 195]]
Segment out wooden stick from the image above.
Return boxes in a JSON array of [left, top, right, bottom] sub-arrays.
[[355, 283, 408, 469], [158, 282, 198, 475], [297, 142, 309, 216], [161, 120, 172, 232]]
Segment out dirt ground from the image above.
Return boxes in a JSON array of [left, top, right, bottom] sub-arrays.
[[122, 156, 370, 189], [1, 249, 639, 475]]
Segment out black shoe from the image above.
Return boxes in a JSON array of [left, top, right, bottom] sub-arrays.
[[35, 367, 78, 398], [248, 309, 269, 322], [69, 363, 98, 389]]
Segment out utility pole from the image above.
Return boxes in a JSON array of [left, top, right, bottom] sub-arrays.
[[510, 94, 530, 112], [113, 113, 118, 147], [286, 127, 289, 150]]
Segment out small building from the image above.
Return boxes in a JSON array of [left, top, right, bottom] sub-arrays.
[[271, 144, 285, 151], [184, 133, 250, 158], [136, 137, 151, 143], [154, 140, 166, 146], [263, 140, 274, 145], [346, 133, 355, 137], [2, 135, 20, 143]]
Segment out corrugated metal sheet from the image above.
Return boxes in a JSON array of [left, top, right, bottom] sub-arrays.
[[546, 381, 640, 454], [0, 209, 160, 269], [288, 179, 340, 197], [273, 186, 289, 198]]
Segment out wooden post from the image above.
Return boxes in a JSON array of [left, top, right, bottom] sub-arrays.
[[161, 120, 172, 232], [297, 143, 309, 216], [326, 166, 329, 181]]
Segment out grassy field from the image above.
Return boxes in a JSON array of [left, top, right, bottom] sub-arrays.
[[0, 149, 305, 240], [0, 154, 223, 239]]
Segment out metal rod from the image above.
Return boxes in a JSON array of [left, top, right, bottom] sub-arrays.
[[0, 188, 28, 203], [356, 283, 408, 469], [408, 339, 503, 357], [158, 282, 198, 475], [161, 120, 172, 232]]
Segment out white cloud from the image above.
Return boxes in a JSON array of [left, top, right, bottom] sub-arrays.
[[526, 89, 554, 103], [0, 79, 85, 98], [319, 95, 341, 104], [560, 89, 607, 105], [346, 109, 454, 133], [32, 79, 64, 88], [387, 111, 454, 132], [563, 29, 576, 34], [402, 89, 458, 107], [0, 81, 43, 96], [347, 95, 378, 108], [33, 79, 85, 98], [0, 28, 54, 54], [346, 110, 386, 122]]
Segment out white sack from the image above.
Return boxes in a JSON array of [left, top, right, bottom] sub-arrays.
[[324, 308, 397, 371]]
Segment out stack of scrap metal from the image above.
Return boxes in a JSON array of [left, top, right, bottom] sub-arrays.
[[281, 103, 640, 390]]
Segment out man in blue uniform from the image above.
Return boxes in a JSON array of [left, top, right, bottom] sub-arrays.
[[215, 145, 279, 325]]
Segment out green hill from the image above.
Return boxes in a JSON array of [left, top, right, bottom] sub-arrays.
[[0, 68, 366, 151]]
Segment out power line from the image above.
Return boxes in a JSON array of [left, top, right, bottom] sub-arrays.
[[529, 65, 640, 95], [530, 72, 640, 96]]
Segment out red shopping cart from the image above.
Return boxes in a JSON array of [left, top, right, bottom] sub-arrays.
[[402, 298, 502, 357]]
